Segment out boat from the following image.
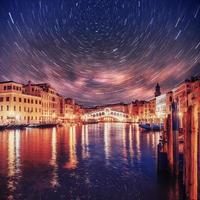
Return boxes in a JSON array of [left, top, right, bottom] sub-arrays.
[[139, 123, 161, 131], [0, 124, 8, 131], [6, 124, 29, 130], [28, 123, 58, 128]]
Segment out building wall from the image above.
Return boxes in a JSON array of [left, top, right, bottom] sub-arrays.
[[0, 83, 42, 124], [64, 102, 75, 121], [156, 94, 167, 124], [24, 82, 64, 123]]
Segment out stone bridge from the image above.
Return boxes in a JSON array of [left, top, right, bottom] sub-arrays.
[[83, 108, 130, 123]]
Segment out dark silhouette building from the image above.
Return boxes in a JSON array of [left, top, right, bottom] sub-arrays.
[[155, 83, 161, 97]]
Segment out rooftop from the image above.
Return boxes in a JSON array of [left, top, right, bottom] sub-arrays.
[[0, 80, 23, 85]]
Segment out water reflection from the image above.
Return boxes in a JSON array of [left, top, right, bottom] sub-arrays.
[[0, 123, 183, 200], [104, 123, 111, 164], [122, 123, 127, 161], [82, 125, 89, 159], [8, 131, 16, 199], [135, 125, 141, 160], [50, 128, 59, 188], [7, 130, 21, 200], [64, 126, 78, 169], [128, 125, 134, 163]]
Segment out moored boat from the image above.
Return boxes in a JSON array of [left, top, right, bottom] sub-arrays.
[[6, 124, 29, 130], [139, 123, 161, 131], [28, 123, 58, 128], [0, 124, 8, 131]]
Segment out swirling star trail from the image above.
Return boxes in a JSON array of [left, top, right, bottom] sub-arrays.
[[0, 0, 200, 105]]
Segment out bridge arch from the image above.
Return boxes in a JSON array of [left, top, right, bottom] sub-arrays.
[[83, 108, 130, 123]]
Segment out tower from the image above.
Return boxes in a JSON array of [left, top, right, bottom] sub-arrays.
[[155, 83, 161, 97]]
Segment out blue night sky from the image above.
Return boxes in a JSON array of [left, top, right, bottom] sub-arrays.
[[0, 0, 200, 105]]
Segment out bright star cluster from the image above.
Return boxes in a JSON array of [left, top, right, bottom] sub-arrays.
[[0, 0, 200, 105]]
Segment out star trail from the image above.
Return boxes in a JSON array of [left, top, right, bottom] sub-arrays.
[[0, 0, 200, 105]]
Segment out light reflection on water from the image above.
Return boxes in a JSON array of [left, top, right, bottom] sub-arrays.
[[0, 123, 183, 200]]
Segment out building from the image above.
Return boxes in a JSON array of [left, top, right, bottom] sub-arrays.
[[155, 94, 167, 124], [74, 104, 84, 123], [0, 81, 42, 124], [155, 83, 161, 97], [173, 76, 200, 128], [63, 98, 76, 123], [188, 77, 200, 106], [24, 81, 64, 123], [148, 98, 156, 122]]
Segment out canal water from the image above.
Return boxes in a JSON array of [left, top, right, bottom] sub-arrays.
[[0, 123, 184, 200]]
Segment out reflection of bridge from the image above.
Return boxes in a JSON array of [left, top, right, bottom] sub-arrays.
[[83, 108, 130, 123]]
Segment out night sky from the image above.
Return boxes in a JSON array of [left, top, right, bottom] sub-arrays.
[[0, 0, 200, 105]]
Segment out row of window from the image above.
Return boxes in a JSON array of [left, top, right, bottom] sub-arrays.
[[42, 102, 57, 108], [0, 105, 41, 113], [3, 85, 22, 91], [0, 96, 41, 104]]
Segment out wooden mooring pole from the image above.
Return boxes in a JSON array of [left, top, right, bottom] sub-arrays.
[[171, 102, 179, 176], [167, 113, 173, 173], [158, 99, 200, 199], [198, 111, 200, 200], [183, 104, 199, 200], [197, 110, 200, 199]]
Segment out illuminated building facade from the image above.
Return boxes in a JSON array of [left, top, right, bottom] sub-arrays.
[[0, 81, 82, 124], [172, 77, 200, 128], [63, 98, 76, 122], [0, 81, 42, 124], [24, 82, 63, 123], [156, 94, 167, 124]]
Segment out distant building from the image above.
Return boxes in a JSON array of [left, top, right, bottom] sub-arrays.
[[155, 83, 161, 97], [156, 94, 167, 124]]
